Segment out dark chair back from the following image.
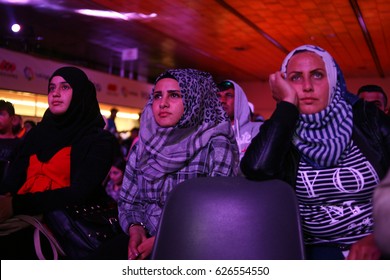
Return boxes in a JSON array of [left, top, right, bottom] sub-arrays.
[[151, 176, 305, 260]]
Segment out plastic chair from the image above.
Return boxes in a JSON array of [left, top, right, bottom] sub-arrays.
[[151, 176, 305, 260]]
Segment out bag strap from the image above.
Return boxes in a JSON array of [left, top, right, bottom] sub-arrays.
[[16, 215, 66, 260]]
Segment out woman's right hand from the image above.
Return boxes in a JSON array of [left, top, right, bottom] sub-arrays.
[[269, 71, 298, 106]]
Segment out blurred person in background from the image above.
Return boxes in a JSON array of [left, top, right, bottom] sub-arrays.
[[357, 84, 388, 113], [216, 80, 262, 161], [0, 100, 23, 163]]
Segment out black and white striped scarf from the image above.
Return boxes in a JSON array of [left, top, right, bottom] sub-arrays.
[[282, 45, 353, 168]]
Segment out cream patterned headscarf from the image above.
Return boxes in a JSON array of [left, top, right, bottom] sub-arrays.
[[137, 68, 238, 180]]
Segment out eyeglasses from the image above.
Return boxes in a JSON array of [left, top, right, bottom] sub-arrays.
[[217, 80, 234, 91]]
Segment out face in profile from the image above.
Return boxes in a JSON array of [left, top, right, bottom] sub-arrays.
[[48, 76, 73, 115], [216, 88, 235, 121], [152, 78, 184, 127], [286, 51, 329, 114]]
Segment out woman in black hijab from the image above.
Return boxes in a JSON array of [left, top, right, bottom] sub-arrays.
[[0, 66, 119, 258]]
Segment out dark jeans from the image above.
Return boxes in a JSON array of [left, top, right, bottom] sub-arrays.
[[305, 244, 345, 260]]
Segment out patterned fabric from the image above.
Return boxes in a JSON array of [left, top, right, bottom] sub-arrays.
[[157, 69, 229, 128], [295, 141, 379, 245], [281, 45, 353, 168], [119, 68, 239, 236]]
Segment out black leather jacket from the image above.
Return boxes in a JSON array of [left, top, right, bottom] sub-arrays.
[[241, 94, 390, 187]]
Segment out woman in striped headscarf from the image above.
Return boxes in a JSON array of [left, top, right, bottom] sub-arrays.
[[241, 45, 390, 260], [118, 69, 239, 260]]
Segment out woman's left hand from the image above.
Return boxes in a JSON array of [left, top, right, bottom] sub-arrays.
[[269, 71, 298, 105], [346, 234, 381, 259], [0, 194, 13, 222], [137, 236, 156, 260]]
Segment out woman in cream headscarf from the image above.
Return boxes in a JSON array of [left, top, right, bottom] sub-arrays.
[[119, 68, 239, 260]]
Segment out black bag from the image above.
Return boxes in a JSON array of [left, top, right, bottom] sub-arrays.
[[44, 200, 122, 259]]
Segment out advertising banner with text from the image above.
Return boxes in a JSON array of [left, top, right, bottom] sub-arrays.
[[0, 48, 151, 109]]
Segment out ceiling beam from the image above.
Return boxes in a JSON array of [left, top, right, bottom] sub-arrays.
[[349, 0, 384, 78]]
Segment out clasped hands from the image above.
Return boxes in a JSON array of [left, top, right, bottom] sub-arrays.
[[127, 225, 155, 260]]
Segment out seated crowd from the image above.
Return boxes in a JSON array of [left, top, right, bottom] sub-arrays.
[[1, 44, 390, 260]]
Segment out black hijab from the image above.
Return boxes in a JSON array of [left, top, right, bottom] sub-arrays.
[[31, 66, 105, 162]]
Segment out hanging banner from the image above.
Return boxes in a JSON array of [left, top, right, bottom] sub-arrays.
[[0, 48, 151, 109]]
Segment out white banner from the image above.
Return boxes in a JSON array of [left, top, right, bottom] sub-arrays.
[[2, 260, 390, 280], [0, 48, 152, 109]]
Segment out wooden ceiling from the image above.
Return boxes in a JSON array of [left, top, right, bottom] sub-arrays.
[[1, 0, 389, 84]]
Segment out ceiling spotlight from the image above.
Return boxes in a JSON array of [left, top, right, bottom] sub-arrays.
[[75, 9, 157, 21], [11, 23, 21, 33], [76, 9, 127, 20]]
